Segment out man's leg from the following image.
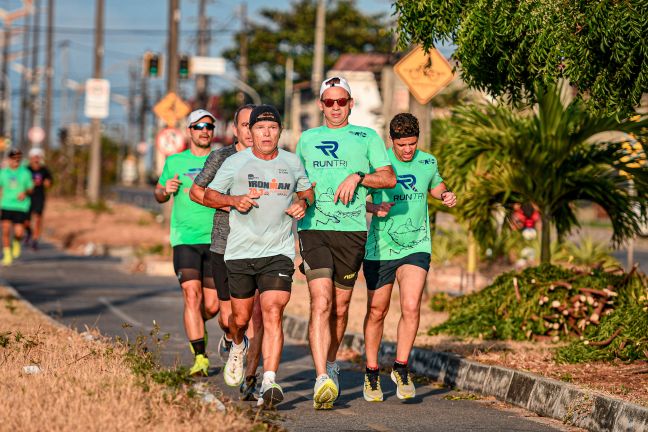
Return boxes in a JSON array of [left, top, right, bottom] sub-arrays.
[[327, 286, 353, 362], [363, 283, 394, 369], [258, 289, 290, 373], [11, 217, 26, 259], [308, 277, 334, 376], [229, 296, 255, 344], [390, 263, 427, 400], [240, 292, 263, 400], [2, 219, 12, 265], [181, 279, 205, 341]]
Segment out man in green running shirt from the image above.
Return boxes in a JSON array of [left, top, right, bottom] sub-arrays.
[[154, 109, 217, 377], [296, 76, 396, 409], [0, 149, 34, 266], [362, 113, 456, 402]]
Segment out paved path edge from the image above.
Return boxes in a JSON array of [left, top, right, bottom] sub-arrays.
[[282, 314, 648, 432], [1, 279, 68, 331]]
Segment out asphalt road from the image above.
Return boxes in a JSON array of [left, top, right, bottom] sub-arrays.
[[2, 244, 582, 431]]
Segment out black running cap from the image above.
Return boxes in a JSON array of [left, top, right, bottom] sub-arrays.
[[8, 148, 22, 158], [249, 104, 282, 128]]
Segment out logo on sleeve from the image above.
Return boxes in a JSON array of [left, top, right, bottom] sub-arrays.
[[396, 174, 418, 192], [315, 141, 339, 159]]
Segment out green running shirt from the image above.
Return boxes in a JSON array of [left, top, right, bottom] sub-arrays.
[[0, 166, 34, 212], [158, 149, 215, 246], [365, 148, 443, 261], [296, 124, 390, 232]]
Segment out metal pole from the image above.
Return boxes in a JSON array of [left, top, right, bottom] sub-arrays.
[[29, 0, 40, 134], [236, 2, 247, 105], [19, 10, 31, 150], [86, 0, 104, 203], [311, 0, 326, 94], [43, 0, 53, 152], [0, 25, 12, 138], [284, 56, 293, 129], [195, 0, 210, 108], [167, 0, 180, 96]]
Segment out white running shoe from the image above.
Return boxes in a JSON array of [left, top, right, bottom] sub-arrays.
[[257, 380, 284, 409], [326, 361, 340, 400], [223, 336, 248, 387], [313, 374, 338, 410]]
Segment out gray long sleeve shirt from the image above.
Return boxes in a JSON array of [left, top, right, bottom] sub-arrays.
[[193, 145, 237, 254]]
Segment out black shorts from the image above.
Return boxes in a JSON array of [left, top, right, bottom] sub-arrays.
[[363, 252, 431, 290], [298, 230, 366, 289], [172, 244, 215, 288], [225, 254, 294, 299], [1, 209, 29, 224], [30, 198, 45, 215], [210, 252, 230, 301]]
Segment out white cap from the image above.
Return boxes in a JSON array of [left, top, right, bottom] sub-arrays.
[[319, 76, 352, 98], [187, 109, 216, 126], [28, 147, 44, 158]]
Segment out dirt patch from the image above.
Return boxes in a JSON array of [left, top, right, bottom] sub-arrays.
[[0, 286, 267, 431]]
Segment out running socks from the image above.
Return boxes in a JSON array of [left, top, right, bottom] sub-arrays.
[[366, 365, 379, 375], [190, 338, 206, 356]]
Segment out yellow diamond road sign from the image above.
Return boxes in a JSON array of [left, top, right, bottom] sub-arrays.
[[153, 92, 191, 127], [394, 45, 455, 105]]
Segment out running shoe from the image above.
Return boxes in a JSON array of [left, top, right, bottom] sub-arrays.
[[363, 372, 383, 402], [326, 361, 340, 400], [313, 375, 338, 410], [224, 336, 248, 387], [11, 239, 21, 259], [189, 354, 210, 377], [391, 366, 416, 400], [218, 334, 232, 363], [240, 374, 258, 401], [257, 380, 284, 409], [2, 248, 12, 266]]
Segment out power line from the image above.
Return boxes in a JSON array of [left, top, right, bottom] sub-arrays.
[[8, 24, 237, 36]]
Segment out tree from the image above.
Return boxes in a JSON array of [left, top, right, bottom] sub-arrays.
[[222, 0, 391, 113], [393, 0, 648, 116], [438, 83, 648, 263]]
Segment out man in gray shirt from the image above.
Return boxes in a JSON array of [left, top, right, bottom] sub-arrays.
[[205, 105, 314, 408], [190, 104, 263, 401]]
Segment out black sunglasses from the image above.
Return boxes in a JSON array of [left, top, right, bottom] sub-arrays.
[[321, 97, 351, 108], [191, 122, 215, 131]]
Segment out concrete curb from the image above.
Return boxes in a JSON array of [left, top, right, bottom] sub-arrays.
[[1, 280, 68, 331], [282, 314, 648, 432]]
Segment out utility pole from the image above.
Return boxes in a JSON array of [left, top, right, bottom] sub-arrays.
[[167, 0, 180, 96], [311, 0, 326, 95], [43, 0, 53, 152], [195, 0, 210, 108], [128, 64, 137, 149], [237, 2, 247, 105], [59, 40, 69, 124], [86, 0, 104, 204], [138, 70, 148, 186], [28, 0, 40, 134], [0, 24, 12, 138], [19, 8, 32, 150], [284, 56, 293, 135]]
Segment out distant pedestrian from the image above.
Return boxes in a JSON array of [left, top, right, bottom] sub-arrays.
[[154, 109, 218, 377], [362, 113, 456, 402], [0, 149, 34, 266], [190, 104, 265, 401], [205, 105, 313, 408], [295, 76, 396, 409], [24, 147, 53, 251]]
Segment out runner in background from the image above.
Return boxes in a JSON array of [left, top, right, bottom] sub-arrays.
[[24, 148, 53, 251]]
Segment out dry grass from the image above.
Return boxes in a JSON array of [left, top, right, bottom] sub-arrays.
[[0, 287, 265, 432]]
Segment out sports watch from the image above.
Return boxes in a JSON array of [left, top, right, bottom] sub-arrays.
[[355, 171, 366, 183]]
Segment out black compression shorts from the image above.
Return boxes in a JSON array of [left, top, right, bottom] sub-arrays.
[[363, 252, 431, 290], [210, 251, 230, 301], [225, 255, 294, 299], [172, 244, 215, 289]]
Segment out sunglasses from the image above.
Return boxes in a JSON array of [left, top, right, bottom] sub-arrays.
[[321, 97, 351, 108], [190, 122, 215, 131]]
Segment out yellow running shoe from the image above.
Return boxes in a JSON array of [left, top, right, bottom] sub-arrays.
[[11, 240, 20, 259], [391, 367, 416, 400], [189, 354, 210, 377], [363, 372, 383, 402], [313, 375, 338, 410], [2, 247, 12, 266]]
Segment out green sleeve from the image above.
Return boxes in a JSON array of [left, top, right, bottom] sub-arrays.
[[158, 158, 171, 186], [24, 170, 34, 190], [366, 131, 390, 169], [429, 157, 444, 191], [295, 134, 305, 165]]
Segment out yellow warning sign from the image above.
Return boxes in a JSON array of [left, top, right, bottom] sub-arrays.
[[394, 46, 455, 105], [153, 92, 191, 127]]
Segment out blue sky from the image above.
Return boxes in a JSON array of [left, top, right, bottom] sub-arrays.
[[1, 0, 395, 142]]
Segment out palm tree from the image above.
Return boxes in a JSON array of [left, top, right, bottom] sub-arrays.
[[439, 83, 648, 263]]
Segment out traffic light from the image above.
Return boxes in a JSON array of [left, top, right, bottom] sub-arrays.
[[179, 55, 190, 79], [143, 52, 163, 78]]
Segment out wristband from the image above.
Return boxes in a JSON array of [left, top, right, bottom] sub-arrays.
[[355, 171, 366, 183]]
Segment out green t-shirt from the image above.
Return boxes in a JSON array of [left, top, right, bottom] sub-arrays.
[[296, 124, 390, 232], [158, 149, 215, 246], [0, 166, 34, 212], [365, 148, 443, 261]]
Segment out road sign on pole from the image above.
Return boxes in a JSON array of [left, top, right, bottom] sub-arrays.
[[28, 126, 45, 144], [394, 46, 455, 105], [153, 92, 191, 127], [190, 56, 226, 76], [156, 127, 185, 156], [84, 78, 110, 119]]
